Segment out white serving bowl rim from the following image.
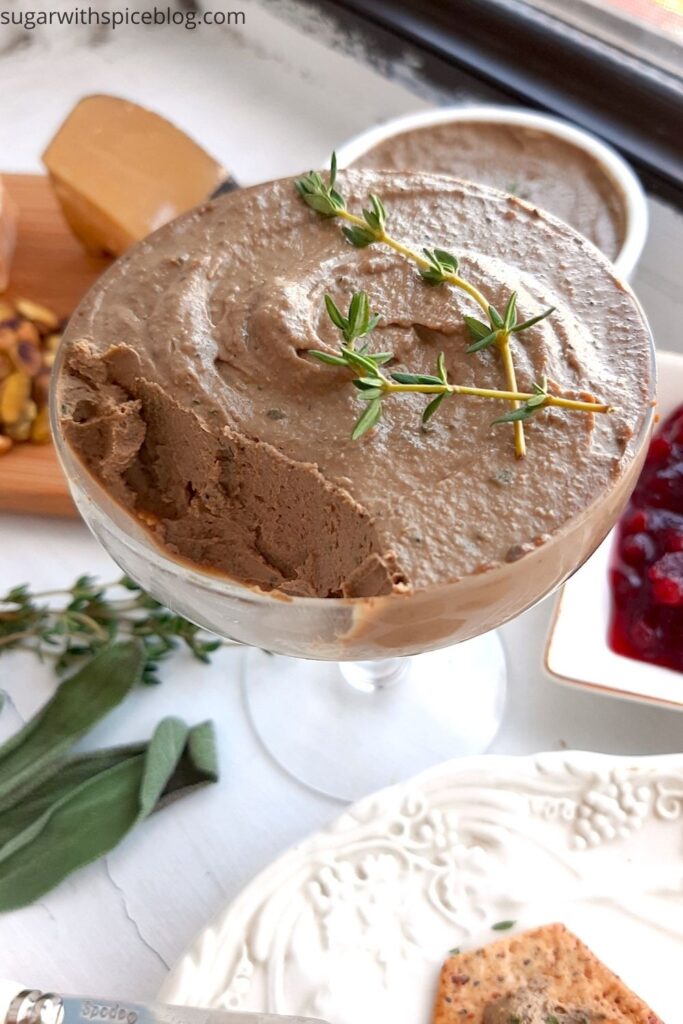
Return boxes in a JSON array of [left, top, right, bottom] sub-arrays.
[[335, 104, 648, 280]]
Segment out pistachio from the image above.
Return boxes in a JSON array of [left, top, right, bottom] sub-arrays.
[[5, 399, 37, 441], [32, 368, 51, 407], [45, 332, 63, 352], [15, 297, 59, 331], [0, 371, 31, 424], [0, 326, 17, 353], [30, 405, 51, 443], [0, 298, 69, 446], [12, 338, 42, 377], [16, 318, 41, 346], [0, 352, 12, 382]]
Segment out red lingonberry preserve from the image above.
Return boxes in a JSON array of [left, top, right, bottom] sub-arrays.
[[609, 403, 683, 672]]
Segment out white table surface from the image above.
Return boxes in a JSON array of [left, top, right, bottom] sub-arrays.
[[0, 0, 682, 1001]]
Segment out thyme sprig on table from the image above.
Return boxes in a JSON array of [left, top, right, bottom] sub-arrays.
[[296, 154, 577, 457], [0, 574, 231, 683], [309, 292, 610, 441]]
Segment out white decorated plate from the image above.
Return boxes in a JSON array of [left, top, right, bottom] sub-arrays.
[[545, 350, 683, 709], [160, 752, 683, 1023]]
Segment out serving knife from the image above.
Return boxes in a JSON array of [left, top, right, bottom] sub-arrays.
[[0, 986, 325, 1024]]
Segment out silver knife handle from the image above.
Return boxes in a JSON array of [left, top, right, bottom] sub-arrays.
[[0, 989, 328, 1024], [7, 991, 64, 1024]]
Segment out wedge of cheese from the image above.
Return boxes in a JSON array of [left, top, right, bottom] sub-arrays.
[[0, 177, 18, 292], [433, 923, 662, 1023], [43, 94, 227, 257]]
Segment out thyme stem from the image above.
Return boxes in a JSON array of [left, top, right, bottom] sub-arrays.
[[497, 335, 526, 458], [383, 381, 608, 410], [337, 210, 491, 314], [295, 159, 609, 448]]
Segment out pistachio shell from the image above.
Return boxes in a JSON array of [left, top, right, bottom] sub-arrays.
[[15, 298, 59, 331], [0, 372, 31, 424], [12, 339, 42, 377], [5, 400, 37, 441], [32, 368, 51, 407], [16, 319, 41, 346], [0, 326, 17, 353], [30, 406, 51, 443]]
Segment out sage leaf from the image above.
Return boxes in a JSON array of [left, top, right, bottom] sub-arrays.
[[0, 745, 143, 862], [0, 717, 218, 911], [156, 720, 218, 810], [0, 641, 144, 807]]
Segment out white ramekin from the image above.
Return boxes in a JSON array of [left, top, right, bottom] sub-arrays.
[[336, 105, 648, 281]]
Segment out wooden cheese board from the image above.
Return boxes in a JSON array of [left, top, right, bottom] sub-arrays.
[[0, 174, 110, 517]]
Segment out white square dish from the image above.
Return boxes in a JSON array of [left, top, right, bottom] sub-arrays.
[[545, 349, 683, 708]]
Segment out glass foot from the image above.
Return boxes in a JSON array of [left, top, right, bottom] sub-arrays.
[[242, 633, 507, 802]]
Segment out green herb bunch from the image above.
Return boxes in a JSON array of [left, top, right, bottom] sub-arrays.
[[0, 641, 219, 911], [0, 574, 229, 683]]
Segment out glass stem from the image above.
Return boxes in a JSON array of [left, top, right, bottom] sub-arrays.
[[340, 657, 409, 694]]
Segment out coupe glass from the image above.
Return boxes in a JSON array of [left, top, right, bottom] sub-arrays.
[[50, 337, 655, 801]]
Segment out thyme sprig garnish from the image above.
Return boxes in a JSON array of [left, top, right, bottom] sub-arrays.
[[309, 292, 610, 440], [0, 575, 234, 683], [296, 155, 564, 457]]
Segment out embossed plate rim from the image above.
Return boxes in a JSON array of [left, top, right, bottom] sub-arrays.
[[160, 750, 683, 1022]]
